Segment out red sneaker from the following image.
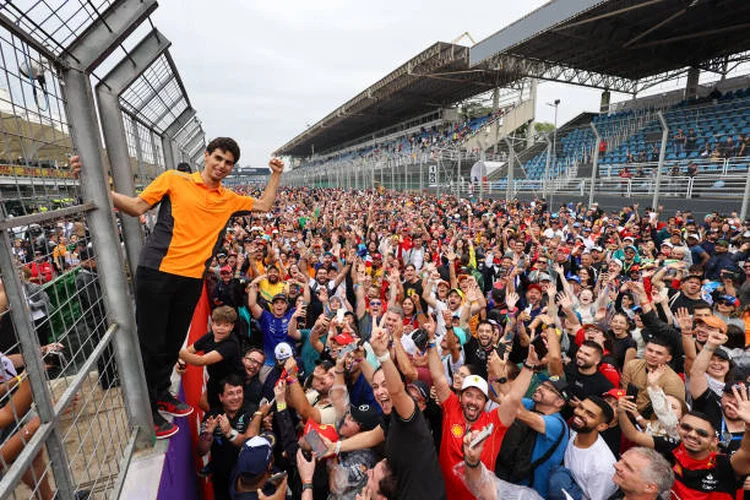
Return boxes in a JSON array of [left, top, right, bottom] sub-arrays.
[[157, 394, 194, 417], [154, 419, 179, 440]]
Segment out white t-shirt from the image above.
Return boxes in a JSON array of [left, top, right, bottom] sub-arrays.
[[564, 432, 618, 500]]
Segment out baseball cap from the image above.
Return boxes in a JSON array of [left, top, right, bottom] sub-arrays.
[[448, 288, 464, 299], [592, 246, 603, 252], [544, 377, 569, 401], [271, 293, 288, 303], [694, 315, 728, 333], [408, 380, 430, 401], [461, 375, 488, 398], [711, 347, 730, 362], [687, 233, 700, 240], [274, 342, 293, 362], [234, 436, 273, 477], [537, 272, 552, 282], [718, 294, 740, 306], [717, 239, 730, 247], [660, 241, 674, 248], [603, 388, 626, 400], [219, 265, 232, 274], [332, 332, 355, 346], [349, 404, 381, 431]]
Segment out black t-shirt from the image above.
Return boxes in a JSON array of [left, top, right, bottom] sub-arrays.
[[464, 337, 491, 380], [692, 388, 744, 455], [194, 332, 244, 405], [600, 425, 622, 459], [382, 406, 446, 500], [402, 278, 426, 311], [201, 407, 254, 497], [668, 291, 705, 313], [654, 436, 741, 498], [610, 334, 637, 370], [563, 364, 614, 418], [242, 375, 263, 414]]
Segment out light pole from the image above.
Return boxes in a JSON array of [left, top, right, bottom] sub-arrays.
[[546, 99, 560, 175]]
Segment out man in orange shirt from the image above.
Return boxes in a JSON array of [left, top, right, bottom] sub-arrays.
[[82, 138, 283, 439], [425, 316, 533, 499]]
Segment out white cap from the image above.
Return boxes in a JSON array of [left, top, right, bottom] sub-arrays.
[[461, 375, 488, 398], [661, 241, 674, 248], [274, 342, 293, 361], [623, 236, 634, 242], [687, 233, 700, 240]]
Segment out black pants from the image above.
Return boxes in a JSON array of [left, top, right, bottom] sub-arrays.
[[135, 266, 203, 414]]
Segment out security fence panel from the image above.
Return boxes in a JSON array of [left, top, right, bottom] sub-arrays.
[[0, 19, 131, 500]]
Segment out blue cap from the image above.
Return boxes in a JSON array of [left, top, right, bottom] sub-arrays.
[[235, 436, 272, 477], [566, 273, 581, 284]]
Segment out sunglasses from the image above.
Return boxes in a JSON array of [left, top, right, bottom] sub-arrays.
[[370, 301, 381, 306], [679, 422, 711, 438]]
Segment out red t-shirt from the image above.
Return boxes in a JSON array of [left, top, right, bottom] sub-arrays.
[[439, 392, 507, 500]]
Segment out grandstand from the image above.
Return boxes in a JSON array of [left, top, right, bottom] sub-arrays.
[[279, 0, 750, 216]]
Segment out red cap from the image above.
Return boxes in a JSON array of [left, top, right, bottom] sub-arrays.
[[603, 388, 626, 400], [220, 265, 232, 274], [332, 332, 355, 345], [303, 419, 339, 443]]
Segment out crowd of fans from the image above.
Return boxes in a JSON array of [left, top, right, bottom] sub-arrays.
[[176, 186, 750, 500]]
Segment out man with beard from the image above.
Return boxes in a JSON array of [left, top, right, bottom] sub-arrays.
[[426, 314, 532, 499], [256, 264, 285, 305], [619, 400, 750, 500], [240, 349, 265, 414], [564, 341, 614, 418], [463, 320, 495, 380], [550, 396, 618, 500]]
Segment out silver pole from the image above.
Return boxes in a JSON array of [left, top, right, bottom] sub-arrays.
[[0, 225, 77, 497], [543, 132, 552, 198], [61, 67, 155, 447], [504, 137, 514, 201], [652, 112, 669, 210], [589, 123, 601, 206], [96, 89, 144, 276], [741, 165, 750, 219]]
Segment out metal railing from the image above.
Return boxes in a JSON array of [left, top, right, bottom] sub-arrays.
[[0, 2, 207, 499]]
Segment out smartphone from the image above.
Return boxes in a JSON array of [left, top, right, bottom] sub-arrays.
[[336, 307, 346, 323], [305, 429, 329, 456], [531, 335, 548, 359], [626, 383, 639, 400], [337, 342, 358, 360], [268, 470, 288, 484], [470, 423, 495, 449], [325, 309, 336, 320]]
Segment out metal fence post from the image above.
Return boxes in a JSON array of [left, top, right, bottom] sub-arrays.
[[652, 112, 669, 210], [0, 230, 76, 498], [589, 123, 601, 206], [504, 137, 514, 200], [543, 132, 552, 199], [60, 67, 155, 447], [741, 165, 750, 219]]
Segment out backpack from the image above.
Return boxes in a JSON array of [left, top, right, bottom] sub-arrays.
[[495, 413, 566, 486]]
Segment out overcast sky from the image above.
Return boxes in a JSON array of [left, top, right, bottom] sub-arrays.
[[150, 1, 689, 166]]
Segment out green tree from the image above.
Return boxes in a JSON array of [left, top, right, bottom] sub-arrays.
[[535, 122, 555, 134]]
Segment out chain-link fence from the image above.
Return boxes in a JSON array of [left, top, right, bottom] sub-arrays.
[[0, 1, 206, 498]]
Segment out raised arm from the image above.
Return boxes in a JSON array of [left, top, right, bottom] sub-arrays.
[[496, 345, 535, 427], [728, 384, 750, 476], [425, 317, 452, 403], [689, 329, 726, 400], [247, 276, 265, 319], [617, 395, 655, 448], [252, 159, 283, 212], [370, 327, 415, 420]]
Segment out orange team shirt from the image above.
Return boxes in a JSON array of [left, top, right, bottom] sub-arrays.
[[439, 392, 506, 500], [138, 170, 255, 279]]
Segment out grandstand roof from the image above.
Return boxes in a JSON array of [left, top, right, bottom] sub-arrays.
[[472, 0, 750, 82], [278, 0, 750, 159], [274, 43, 507, 156]]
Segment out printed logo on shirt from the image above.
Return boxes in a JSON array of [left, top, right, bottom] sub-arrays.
[[701, 473, 718, 490], [451, 424, 465, 439]]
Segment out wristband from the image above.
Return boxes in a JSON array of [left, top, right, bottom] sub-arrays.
[[465, 458, 481, 468], [253, 411, 263, 418], [226, 429, 239, 441], [427, 341, 437, 349], [377, 351, 391, 363], [276, 402, 287, 412], [14, 375, 22, 385], [302, 483, 314, 491], [335, 440, 342, 456], [522, 362, 536, 371]]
